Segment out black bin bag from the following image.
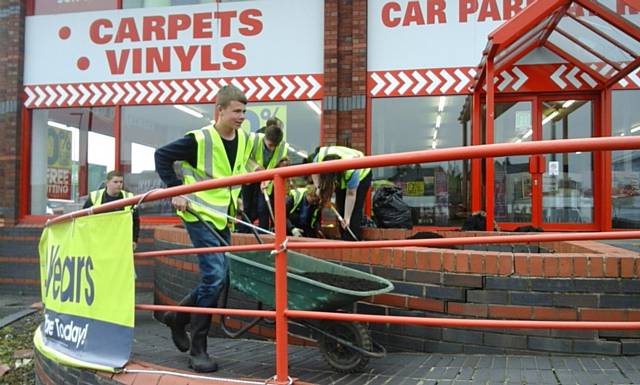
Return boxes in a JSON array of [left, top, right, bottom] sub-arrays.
[[372, 186, 413, 229]]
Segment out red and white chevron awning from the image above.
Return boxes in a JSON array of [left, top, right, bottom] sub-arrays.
[[369, 65, 640, 97], [368, 67, 477, 97], [23, 74, 323, 108]]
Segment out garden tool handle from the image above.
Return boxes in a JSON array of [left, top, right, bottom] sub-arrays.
[[262, 188, 276, 225], [330, 205, 359, 241]]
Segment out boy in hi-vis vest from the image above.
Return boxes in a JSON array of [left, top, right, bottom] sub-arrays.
[[154, 85, 256, 373]]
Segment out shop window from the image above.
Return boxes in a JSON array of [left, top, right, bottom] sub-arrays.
[[371, 96, 472, 227], [122, 0, 250, 9], [34, 0, 117, 15], [31, 108, 115, 215], [612, 90, 640, 229], [121, 100, 320, 216]]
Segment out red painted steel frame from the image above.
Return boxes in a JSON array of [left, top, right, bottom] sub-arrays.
[[47, 136, 640, 225], [273, 175, 288, 383], [485, 57, 495, 231]]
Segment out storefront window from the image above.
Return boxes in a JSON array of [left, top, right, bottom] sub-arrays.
[[121, 100, 320, 216], [371, 96, 471, 227], [34, 0, 117, 15], [31, 108, 115, 215], [611, 90, 640, 229], [122, 0, 249, 8]]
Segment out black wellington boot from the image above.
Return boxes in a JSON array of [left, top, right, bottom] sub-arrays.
[[163, 295, 194, 352], [189, 313, 218, 373]]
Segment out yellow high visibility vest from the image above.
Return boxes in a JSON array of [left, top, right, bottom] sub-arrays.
[[178, 126, 254, 230], [250, 133, 289, 195], [288, 187, 306, 214], [90, 189, 134, 211], [288, 187, 320, 228], [316, 146, 371, 189]]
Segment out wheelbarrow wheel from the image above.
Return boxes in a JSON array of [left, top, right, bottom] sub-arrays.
[[318, 321, 372, 373]]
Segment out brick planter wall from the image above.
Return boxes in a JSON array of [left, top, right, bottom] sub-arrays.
[[154, 225, 640, 355], [0, 226, 157, 294]]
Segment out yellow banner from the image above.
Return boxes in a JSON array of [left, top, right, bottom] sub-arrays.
[[35, 210, 135, 371]]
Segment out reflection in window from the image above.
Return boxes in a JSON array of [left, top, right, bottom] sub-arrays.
[[121, 101, 321, 216], [31, 108, 115, 215], [542, 100, 593, 224], [34, 0, 117, 15], [122, 0, 250, 8], [612, 90, 640, 229], [372, 96, 471, 227], [489, 102, 533, 223]]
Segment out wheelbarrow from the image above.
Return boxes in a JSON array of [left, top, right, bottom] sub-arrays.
[[221, 249, 394, 373], [185, 208, 394, 372]]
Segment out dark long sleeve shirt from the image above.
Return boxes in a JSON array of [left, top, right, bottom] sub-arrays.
[[154, 135, 198, 188], [154, 132, 238, 188]]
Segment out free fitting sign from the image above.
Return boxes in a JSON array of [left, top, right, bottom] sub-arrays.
[[24, 0, 324, 85]]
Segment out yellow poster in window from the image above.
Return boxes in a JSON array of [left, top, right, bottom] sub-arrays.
[[241, 105, 287, 136], [47, 126, 72, 200], [406, 181, 424, 196]]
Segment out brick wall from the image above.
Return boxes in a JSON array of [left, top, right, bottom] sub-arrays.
[[154, 226, 640, 355], [0, 1, 25, 225], [0, 226, 156, 294], [322, 0, 367, 152], [35, 350, 120, 385]]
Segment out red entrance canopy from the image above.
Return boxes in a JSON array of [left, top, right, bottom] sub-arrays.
[[473, 0, 640, 91]]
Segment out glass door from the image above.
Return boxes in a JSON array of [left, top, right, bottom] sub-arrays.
[[492, 101, 534, 224], [540, 99, 595, 225]]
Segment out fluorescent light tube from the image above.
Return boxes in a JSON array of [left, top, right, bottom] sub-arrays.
[[174, 105, 204, 118], [47, 120, 67, 129], [542, 111, 559, 125], [306, 101, 322, 115]]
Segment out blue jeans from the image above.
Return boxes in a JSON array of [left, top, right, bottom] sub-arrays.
[[183, 220, 231, 308]]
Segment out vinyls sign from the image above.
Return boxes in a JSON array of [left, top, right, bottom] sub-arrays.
[[24, 0, 324, 84]]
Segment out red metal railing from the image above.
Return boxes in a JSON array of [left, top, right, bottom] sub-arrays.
[[49, 136, 640, 385]]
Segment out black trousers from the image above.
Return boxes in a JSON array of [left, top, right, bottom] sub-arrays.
[[335, 172, 372, 241], [240, 183, 272, 232]]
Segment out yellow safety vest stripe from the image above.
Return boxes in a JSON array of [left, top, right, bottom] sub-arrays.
[[316, 146, 371, 189], [251, 133, 289, 195], [90, 189, 133, 212], [178, 127, 252, 230]]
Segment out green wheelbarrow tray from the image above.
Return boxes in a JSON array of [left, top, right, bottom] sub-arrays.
[[227, 250, 394, 311], [223, 249, 393, 373]]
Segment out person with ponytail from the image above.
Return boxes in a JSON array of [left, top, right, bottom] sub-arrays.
[[308, 146, 372, 241]]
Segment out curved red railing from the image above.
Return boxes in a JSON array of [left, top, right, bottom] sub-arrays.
[[48, 136, 640, 385]]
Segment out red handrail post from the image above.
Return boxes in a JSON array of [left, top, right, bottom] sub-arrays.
[[273, 174, 289, 384]]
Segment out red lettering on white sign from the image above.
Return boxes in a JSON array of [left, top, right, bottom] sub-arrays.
[[381, 1, 447, 27], [105, 44, 247, 75], [47, 168, 71, 200], [88, 10, 263, 43]]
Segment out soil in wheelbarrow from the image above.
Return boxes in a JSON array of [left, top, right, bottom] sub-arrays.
[[300, 272, 387, 291]]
